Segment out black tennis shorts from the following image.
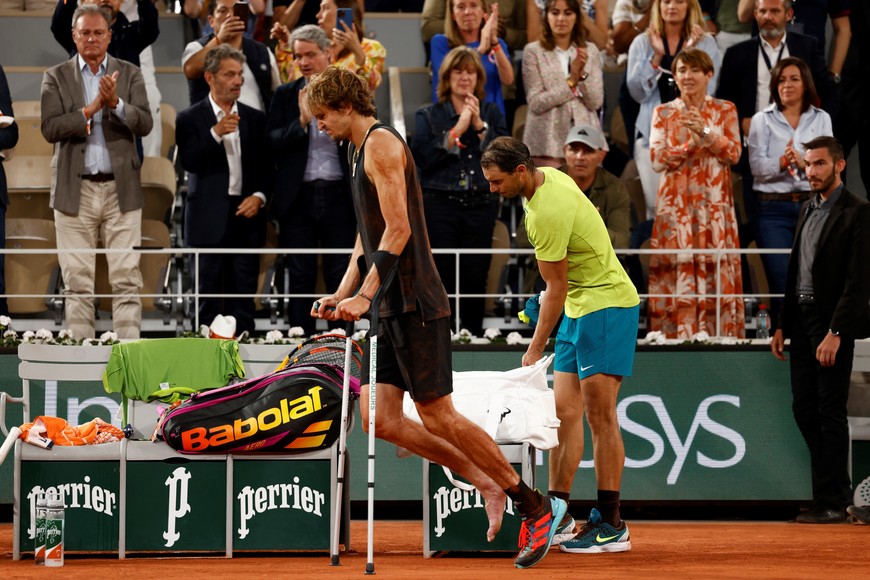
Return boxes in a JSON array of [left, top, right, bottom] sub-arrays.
[[362, 314, 453, 402]]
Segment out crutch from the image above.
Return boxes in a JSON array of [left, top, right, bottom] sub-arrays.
[[330, 318, 356, 566], [364, 258, 398, 575]]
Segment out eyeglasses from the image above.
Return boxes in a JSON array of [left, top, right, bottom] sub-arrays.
[[75, 29, 108, 39]]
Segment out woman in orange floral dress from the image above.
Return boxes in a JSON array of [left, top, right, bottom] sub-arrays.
[[648, 47, 743, 339]]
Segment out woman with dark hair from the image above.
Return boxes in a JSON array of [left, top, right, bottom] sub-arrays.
[[521, 0, 604, 168], [626, 0, 719, 220], [429, 0, 515, 114], [412, 46, 510, 334], [749, 56, 832, 326], [272, 0, 385, 88], [648, 47, 742, 339]]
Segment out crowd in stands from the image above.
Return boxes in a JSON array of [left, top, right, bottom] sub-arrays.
[[0, 0, 867, 342]]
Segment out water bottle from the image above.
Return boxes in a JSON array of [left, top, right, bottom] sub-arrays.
[[44, 493, 64, 567], [757, 303, 770, 340], [34, 493, 47, 565]]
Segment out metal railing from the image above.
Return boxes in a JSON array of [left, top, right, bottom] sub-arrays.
[[1, 245, 789, 338]]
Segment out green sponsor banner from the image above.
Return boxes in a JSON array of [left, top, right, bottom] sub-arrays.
[[19, 461, 120, 552], [233, 459, 331, 550], [126, 461, 227, 552], [1, 348, 813, 506], [427, 462, 524, 552]]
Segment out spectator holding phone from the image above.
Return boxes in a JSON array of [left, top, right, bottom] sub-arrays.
[[272, 0, 386, 90], [182, 0, 280, 112]]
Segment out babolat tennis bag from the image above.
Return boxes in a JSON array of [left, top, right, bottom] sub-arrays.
[[161, 363, 358, 454]]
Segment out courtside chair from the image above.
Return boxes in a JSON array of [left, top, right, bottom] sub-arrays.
[[159, 102, 177, 163], [9, 100, 40, 119], [140, 155, 177, 224], [12, 117, 53, 156], [4, 217, 62, 315], [5, 155, 53, 220]]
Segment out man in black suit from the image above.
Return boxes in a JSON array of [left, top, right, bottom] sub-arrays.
[[177, 44, 272, 336], [771, 136, 870, 524], [266, 25, 355, 335], [717, 0, 832, 246], [0, 65, 19, 317]]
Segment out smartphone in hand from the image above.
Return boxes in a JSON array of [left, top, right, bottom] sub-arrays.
[[336, 7, 353, 32], [233, 1, 250, 24]]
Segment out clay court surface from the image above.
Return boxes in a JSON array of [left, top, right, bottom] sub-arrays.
[[2, 519, 869, 579]]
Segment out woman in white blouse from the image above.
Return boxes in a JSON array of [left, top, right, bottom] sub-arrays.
[[749, 56, 832, 322]]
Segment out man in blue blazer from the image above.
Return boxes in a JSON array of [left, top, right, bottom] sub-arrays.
[[176, 44, 272, 336], [0, 65, 19, 317]]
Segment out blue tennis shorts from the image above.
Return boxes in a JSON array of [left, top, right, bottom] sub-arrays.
[[554, 305, 639, 379]]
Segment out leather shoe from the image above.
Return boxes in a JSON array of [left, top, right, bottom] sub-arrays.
[[795, 507, 847, 524], [847, 505, 870, 524]]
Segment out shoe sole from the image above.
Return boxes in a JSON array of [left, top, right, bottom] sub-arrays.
[[514, 497, 568, 569], [559, 540, 633, 554]]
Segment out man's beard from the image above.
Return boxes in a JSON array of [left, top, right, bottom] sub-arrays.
[[759, 25, 785, 41], [809, 172, 836, 194]]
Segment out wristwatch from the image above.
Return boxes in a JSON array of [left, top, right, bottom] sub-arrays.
[[829, 329, 841, 336], [702, 126, 711, 138], [830, 71, 842, 84], [476, 122, 488, 135]]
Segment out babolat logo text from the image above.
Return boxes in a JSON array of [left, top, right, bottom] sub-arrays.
[[616, 394, 747, 485], [26, 477, 117, 538], [237, 476, 325, 539], [181, 385, 325, 451], [163, 467, 192, 548], [432, 486, 514, 537]]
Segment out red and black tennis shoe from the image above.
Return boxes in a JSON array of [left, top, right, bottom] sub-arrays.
[[514, 494, 568, 569]]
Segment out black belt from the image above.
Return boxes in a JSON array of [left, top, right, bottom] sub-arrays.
[[756, 191, 811, 203], [82, 173, 115, 182], [797, 294, 815, 305]]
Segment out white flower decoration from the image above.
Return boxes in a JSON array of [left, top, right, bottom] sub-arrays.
[[352, 329, 368, 342], [692, 331, 710, 343], [506, 331, 523, 345], [483, 328, 502, 340], [100, 331, 119, 344], [82, 338, 96, 346], [58, 329, 74, 340], [286, 326, 306, 338], [22, 330, 35, 343], [644, 331, 663, 342], [654, 333, 669, 345], [36, 328, 54, 341], [264, 329, 283, 344], [720, 337, 737, 345], [0, 315, 11, 327], [458, 328, 473, 338], [4, 329, 18, 339]]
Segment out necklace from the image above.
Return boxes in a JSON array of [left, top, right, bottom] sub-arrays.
[[352, 120, 380, 177]]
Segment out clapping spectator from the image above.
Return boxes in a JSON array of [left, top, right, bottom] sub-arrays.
[[527, 0, 607, 49], [648, 47, 742, 339], [430, 0, 514, 115], [627, 0, 719, 221], [749, 57, 832, 328], [521, 0, 603, 168], [412, 46, 509, 335]]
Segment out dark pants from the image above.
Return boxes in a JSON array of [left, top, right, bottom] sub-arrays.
[[190, 198, 262, 335], [279, 180, 356, 336], [755, 199, 802, 329], [423, 192, 498, 336], [789, 302, 854, 509]]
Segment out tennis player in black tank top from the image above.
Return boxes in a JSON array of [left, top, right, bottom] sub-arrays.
[[305, 66, 569, 569]]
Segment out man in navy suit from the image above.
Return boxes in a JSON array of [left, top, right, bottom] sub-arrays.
[[266, 25, 355, 336], [177, 44, 272, 335], [0, 65, 19, 317]]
